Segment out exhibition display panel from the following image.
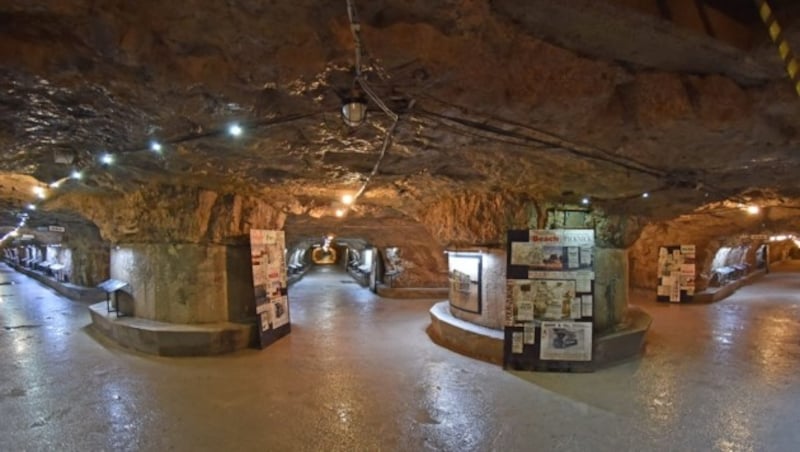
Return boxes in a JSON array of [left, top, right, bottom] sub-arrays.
[[250, 230, 291, 348], [504, 229, 595, 372]]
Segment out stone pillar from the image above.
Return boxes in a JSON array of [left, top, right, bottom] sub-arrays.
[[594, 247, 628, 332], [110, 243, 255, 323], [593, 213, 645, 332]]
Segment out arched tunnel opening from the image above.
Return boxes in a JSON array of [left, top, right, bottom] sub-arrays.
[[285, 235, 391, 293]]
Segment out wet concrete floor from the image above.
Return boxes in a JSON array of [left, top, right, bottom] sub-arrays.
[[1, 262, 799, 451]]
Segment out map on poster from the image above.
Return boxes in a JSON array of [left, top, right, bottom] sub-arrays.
[[540, 321, 592, 361], [508, 279, 581, 323]]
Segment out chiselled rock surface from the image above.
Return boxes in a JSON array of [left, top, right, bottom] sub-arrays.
[[1, 1, 800, 289]]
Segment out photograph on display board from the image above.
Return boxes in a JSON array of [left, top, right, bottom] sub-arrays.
[[507, 279, 536, 324], [272, 295, 290, 329], [532, 279, 576, 320], [510, 242, 565, 269], [540, 321, 592, 361], [448, 254, 481, 313]]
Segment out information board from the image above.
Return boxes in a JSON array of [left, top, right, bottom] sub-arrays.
[[250, 230, 291, 348], [656, 244, 695, 303], [504, 229, 595, 372]]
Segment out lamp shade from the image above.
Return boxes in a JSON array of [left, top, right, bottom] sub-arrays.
[[341, 97, 368, 127]]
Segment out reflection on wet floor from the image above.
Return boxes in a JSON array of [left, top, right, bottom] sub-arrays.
[[1, 262, 800, 450]]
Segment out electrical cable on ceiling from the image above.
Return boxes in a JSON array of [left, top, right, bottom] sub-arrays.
[[344, 0, 401, 208]]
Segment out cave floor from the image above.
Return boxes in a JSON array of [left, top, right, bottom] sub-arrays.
[[1, 262, 799, 451]]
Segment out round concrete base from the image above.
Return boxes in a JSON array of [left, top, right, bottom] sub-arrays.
[[89, 302, 255, 356], [427, 301, 652, 369]]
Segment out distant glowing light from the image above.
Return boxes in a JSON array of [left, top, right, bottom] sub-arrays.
[[150, 141, 163, 152], [341, 194, 354, 205], [581, 197, 590, 205], [228, 123, 243, 137], [71, 170, 82, 180], [642, 192, 649, 198], [100, 153, 114, 165], [26, 204, 36, 210], [746, 205, 760, 215], [335, 209, 345, 218]]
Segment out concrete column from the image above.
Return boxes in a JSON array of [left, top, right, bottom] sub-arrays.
[[593, 213, 643, 332], [594, 247, 629, 332], [110, 243, 254, 324]]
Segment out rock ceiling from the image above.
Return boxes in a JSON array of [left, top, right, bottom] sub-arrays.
[[1, 0, 799, 243]]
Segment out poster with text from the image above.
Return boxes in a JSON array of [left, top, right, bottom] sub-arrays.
[[505, 229, 595, 372], [250, 229, 291, 348], [656, 245, 695, 303], [540, 321, 592, 361]]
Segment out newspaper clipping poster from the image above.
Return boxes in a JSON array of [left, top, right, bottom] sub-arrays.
[[540, 321, 592, 361], [505, 229, 595, 370], [250, 230, 291, 347]]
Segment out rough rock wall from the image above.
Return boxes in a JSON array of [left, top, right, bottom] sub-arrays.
[[629, 209, 799, 291], [55, 222, 109, 286], [416, 191, 539, 246], [49, 185, 286, 244], [770, 239, 798, 264]]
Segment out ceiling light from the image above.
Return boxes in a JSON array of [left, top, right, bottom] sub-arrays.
[[581, 197, 590, 205], [49, 181, 61, 188], [71, 170, 82, 180], [9, 230, 19, 237], [150, 141, 163, 152], [228, 123, 243, 137], [33, 186, 45, 196], [335, 209, 345, 217], [746, 205, 760, 215], [27, 204, 36, 210], [642, 192, 649, 198], [341, 96, 368, 127], [100, 153, 114, 165], [341, 194, 354, 205]]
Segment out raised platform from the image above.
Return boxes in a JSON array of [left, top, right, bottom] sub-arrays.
[[89, 302, 255, 356], [693, 269, 766, 303], [3, 260, 105, 303], [428, 301, 652, 369], [376, 285, 449, 299]]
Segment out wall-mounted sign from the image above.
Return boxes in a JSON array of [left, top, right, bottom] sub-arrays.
[[447, 252, 482, 314], [504, 229, 595, 372], [48, 226, 66, 233]]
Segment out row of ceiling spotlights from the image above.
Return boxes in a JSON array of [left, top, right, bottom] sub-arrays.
[[3, 121, 363, 240]]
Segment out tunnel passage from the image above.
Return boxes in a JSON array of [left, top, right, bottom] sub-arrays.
[[286, 235, 386, 292]]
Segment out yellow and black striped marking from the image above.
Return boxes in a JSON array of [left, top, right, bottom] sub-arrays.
[[755, 0, 800, 96]]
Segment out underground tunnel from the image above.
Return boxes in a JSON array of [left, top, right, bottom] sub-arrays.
[[2, 0, 800, 449]]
